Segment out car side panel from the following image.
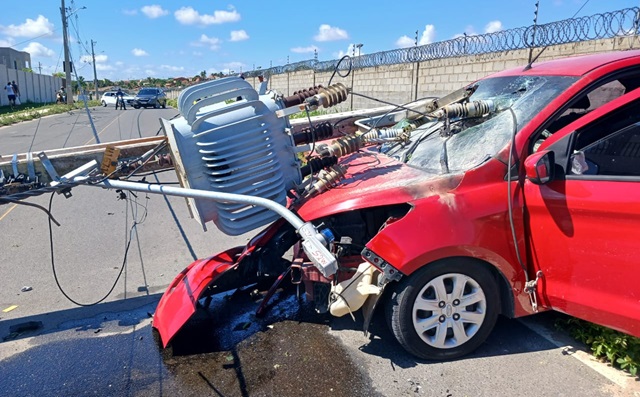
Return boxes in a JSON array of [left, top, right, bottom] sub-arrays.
[[365, 171, 532, 317], [525, 179, 640, 337]]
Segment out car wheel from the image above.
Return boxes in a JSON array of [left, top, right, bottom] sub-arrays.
[[154, 102, 160, 109], [386, 259, 499, 360], [101, 100, 106, 107], [162, 101, 166, 109], [133, 105, 140, 109]]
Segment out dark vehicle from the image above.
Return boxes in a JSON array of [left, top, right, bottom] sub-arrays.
[[133, 87, 167, 109]]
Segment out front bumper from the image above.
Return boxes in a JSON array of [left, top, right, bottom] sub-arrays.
[[134, 97, 158, 107]]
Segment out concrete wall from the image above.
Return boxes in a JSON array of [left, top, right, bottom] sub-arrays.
[[0, 64, 63, 106], [264, 36, 640, 111]]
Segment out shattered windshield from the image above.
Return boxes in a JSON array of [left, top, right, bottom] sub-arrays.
[[383, 75, 577, 174]]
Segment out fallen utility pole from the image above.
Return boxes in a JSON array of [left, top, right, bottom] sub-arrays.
[[0, 136, 173, 197]]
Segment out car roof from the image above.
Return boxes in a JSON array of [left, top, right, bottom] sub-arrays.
[[491, 49, 640, 78]]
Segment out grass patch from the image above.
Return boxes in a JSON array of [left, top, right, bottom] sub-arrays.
[[558, 317, 639, 377], [0, 101, 101, 127]]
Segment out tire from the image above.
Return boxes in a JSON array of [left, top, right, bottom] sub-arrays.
[[154, 102, 160, 109], [133, 105, 140, 109], [386, 259, 499, 360], [162, 101, 166, 109], [101, 100, 106, 107]]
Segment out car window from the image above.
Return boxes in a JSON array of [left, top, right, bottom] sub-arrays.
[[569, 99, 640, 177], [532, 67, 640, 152]]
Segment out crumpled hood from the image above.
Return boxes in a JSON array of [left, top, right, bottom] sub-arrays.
[[296, 150, 463, 221]]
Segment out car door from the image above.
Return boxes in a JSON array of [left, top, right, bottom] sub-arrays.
[[104, 92, 116, 106], [524, 88, 640, 338]]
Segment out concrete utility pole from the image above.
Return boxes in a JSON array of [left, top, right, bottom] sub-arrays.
[[91, 39, 98, 100], [60, 0, 73, 104]]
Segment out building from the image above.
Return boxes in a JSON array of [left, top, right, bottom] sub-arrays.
[[0, 47, 31, 70]]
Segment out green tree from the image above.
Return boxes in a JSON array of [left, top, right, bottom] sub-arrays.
[[22, 67, 33, 73], [73, 76, 86, 93], [53, 72, 65, 78], [200, 70, 206, 79]]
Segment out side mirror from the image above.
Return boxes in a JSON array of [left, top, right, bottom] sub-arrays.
[[524, 150, 555, 185]]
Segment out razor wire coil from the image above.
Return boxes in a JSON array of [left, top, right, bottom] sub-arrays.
[[245, 7, 640, 78]]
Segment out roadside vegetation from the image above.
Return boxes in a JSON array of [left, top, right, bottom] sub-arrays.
[[558, 318, 639, 377], [0, 101, 101, 127]]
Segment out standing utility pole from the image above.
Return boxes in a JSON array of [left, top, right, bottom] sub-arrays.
[[527, 2, 540, 66], [60, 0, 73, 104], [91, 39, 98, 101]]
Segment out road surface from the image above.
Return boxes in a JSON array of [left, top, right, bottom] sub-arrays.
[[0, 106, 637, 396]]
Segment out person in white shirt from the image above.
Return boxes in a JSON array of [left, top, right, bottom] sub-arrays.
[[5, 82, 15, 106]]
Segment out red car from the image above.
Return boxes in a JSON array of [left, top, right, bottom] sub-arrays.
[[154, 50, 640, 360]]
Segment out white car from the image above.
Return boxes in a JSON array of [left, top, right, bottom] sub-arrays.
[[100, 91, 135, 107]]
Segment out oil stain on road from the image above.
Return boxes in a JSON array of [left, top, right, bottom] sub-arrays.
[[0, 287, 381, 397]]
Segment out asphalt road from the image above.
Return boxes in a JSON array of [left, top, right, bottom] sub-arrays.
[[0, 106, 638, 396]]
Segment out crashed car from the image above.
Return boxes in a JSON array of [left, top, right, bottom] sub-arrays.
[[153, 50, 640, 360]]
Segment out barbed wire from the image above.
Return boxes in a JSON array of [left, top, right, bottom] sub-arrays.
[[244, 7, 640, 78]]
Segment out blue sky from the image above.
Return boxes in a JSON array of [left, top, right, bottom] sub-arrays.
[[0, 0, 637, 81]]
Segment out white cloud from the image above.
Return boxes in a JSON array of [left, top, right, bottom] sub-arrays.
[[484, 20, 503, 34], [229, 30, 249, 42], [160, 65, 185, 72], [336, 44, 364, 58], [80, 54, 108, 63], [291, 45, 319, 54], [193, 51, 203, 56], [0, 15, 54, 38], [96, 64, 115, 71], [396, 35, 414, 48], [175, 6, 240, 26], [145, 69, 157, 76], [193, 34, 222, 50], [0, 38, 14, 47], [132, 48, 149, 56], [419, 25, 436, 45], [22, 42, 54, 57], [314, 24, 348, 42], [122, 9, 138, 16], [141, 5, 169, 19]]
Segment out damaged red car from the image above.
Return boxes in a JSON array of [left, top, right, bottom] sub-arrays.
[[153, 49, 640, 360]]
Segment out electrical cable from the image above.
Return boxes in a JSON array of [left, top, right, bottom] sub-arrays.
[[506, 108, 529, 281], [62, 113, 82, 148], [304, 106, 317, 159], [47, 192, 132, 306], [27, 117, 42, 153], [0, 197, 60, 226], [327, 55, 352, 86]]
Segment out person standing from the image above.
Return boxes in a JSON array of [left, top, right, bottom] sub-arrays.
[[11, 80, 19, 104], [5, 82, 15, 107], [257, 75, 268, 95], [115, 88, 126, 110]]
